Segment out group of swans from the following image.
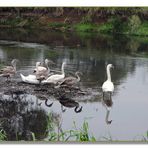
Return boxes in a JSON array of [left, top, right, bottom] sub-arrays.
[[0, 58, 83, 87], [0, 59, 114, 97], [20, 60, 67, 85], [20, 59, 82, 86]]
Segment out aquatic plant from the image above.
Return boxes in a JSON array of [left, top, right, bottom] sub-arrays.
[[0, 129, 7, 141], [45, 113, 96, 142]]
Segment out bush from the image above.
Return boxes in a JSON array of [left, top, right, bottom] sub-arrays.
[[110, 17, 129, 33], [81, 15, 93, 24], [128, 15, 141, 33]]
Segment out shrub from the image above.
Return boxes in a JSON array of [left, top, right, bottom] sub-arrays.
[[110, 16, 129, 33], [81, 15, 93, 24], [128, 15, 141, 33]]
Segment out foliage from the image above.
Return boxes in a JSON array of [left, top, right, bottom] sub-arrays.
[[128, 15, 141, 33], [46, 113, 96, 142], [74, 23, 95, 32], [143, 131, 148, 141], [110, 17, 129, 33], [0, 129, 7, 141], [48, 22, 66, 28], [81, 15, 93, 24], [134, 21, 148, 36], [72, 121, 96, 142], [97, 22, 113, 33]]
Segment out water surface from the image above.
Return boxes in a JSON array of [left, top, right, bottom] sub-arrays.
[[0, 28, 148, 141]]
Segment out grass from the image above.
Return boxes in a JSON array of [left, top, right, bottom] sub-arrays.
[[97, 22, 113, 33], [0, 129, 7, 141], [74, 23, 97, 32], [133, 21, 148, 36], [45, 113, 96, 142], [48, 22, 71, 31], [47, 18, 147, 36], [97, 20, 148, 36], [0, 113, 148, 142]]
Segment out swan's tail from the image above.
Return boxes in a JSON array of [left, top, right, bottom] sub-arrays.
[[20, 73, 26, 82], [0, 74, 4, 77]]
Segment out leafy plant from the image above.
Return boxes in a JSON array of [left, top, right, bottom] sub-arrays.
[[0, 129, 7, 141], [81, 15, 93, 24], [128, 15, 141, 33]]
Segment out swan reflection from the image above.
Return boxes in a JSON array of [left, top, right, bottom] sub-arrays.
[[58, 95, 82, 113]]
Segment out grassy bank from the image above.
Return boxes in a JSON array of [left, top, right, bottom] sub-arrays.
[[0, 8, 147, 36]]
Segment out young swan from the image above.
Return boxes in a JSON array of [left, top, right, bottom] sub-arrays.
[[0, 59, 18, 81], [58, 71, 82, 87], [102, 64, 114, 100], [35, 61, 47, 83], [33, 59, 54, 74]]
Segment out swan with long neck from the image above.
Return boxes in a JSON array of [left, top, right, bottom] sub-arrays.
[[0, 59, 18, 81], [102, 64, 114, 99], [42, 62, 66, 84]]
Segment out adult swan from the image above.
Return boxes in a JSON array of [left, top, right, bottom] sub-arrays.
[[42, 62, 66, 84], [20, 62, 41, 84], [102, 64, 114, 100]]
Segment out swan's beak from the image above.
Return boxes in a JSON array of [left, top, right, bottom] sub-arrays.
[[111, 65, 114, 69]]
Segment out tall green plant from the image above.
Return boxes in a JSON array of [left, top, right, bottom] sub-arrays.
[[128, 15, 141, 33]]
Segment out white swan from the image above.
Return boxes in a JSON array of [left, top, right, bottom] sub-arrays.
[[20, 74, 40, 84], [102, 64, 114, 99], [42, 62, 66, 84], [20, 62, 41, 84]]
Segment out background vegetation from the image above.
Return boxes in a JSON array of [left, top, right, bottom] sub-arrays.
[[0, 7, 147, 35]]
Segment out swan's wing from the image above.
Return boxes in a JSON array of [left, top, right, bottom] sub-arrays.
[[61, 77, 76, 85], [45, 74, 65, 83], [102, 81, 114, 92], [20, 74, 39, 84], [0, 66, 14, 73]]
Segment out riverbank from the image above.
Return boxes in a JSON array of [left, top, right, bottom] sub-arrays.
[[0, 8, 147, 36]]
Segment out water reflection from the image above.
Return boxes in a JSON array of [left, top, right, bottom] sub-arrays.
[[101, 92, 113, 125], [0, 28, 147, 140], [58, 95, 83, 113], [0, 92, 49, 140]]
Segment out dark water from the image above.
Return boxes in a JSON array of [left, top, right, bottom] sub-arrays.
[[0, 28, 148, 141]]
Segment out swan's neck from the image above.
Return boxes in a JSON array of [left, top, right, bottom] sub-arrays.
[[12, 64, 16, 71], [75, 73, 80, 82], [45, 63, 50, 72], [61, 63, 65, 75], [107, 67, 111, 81]]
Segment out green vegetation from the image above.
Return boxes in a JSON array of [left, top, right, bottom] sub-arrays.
[[0, 129, 7, 141], [0, 112, 148, 142], [74, 23, 96, 32], [45, 113, 96, 142], [0, 7, 147, 36]]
